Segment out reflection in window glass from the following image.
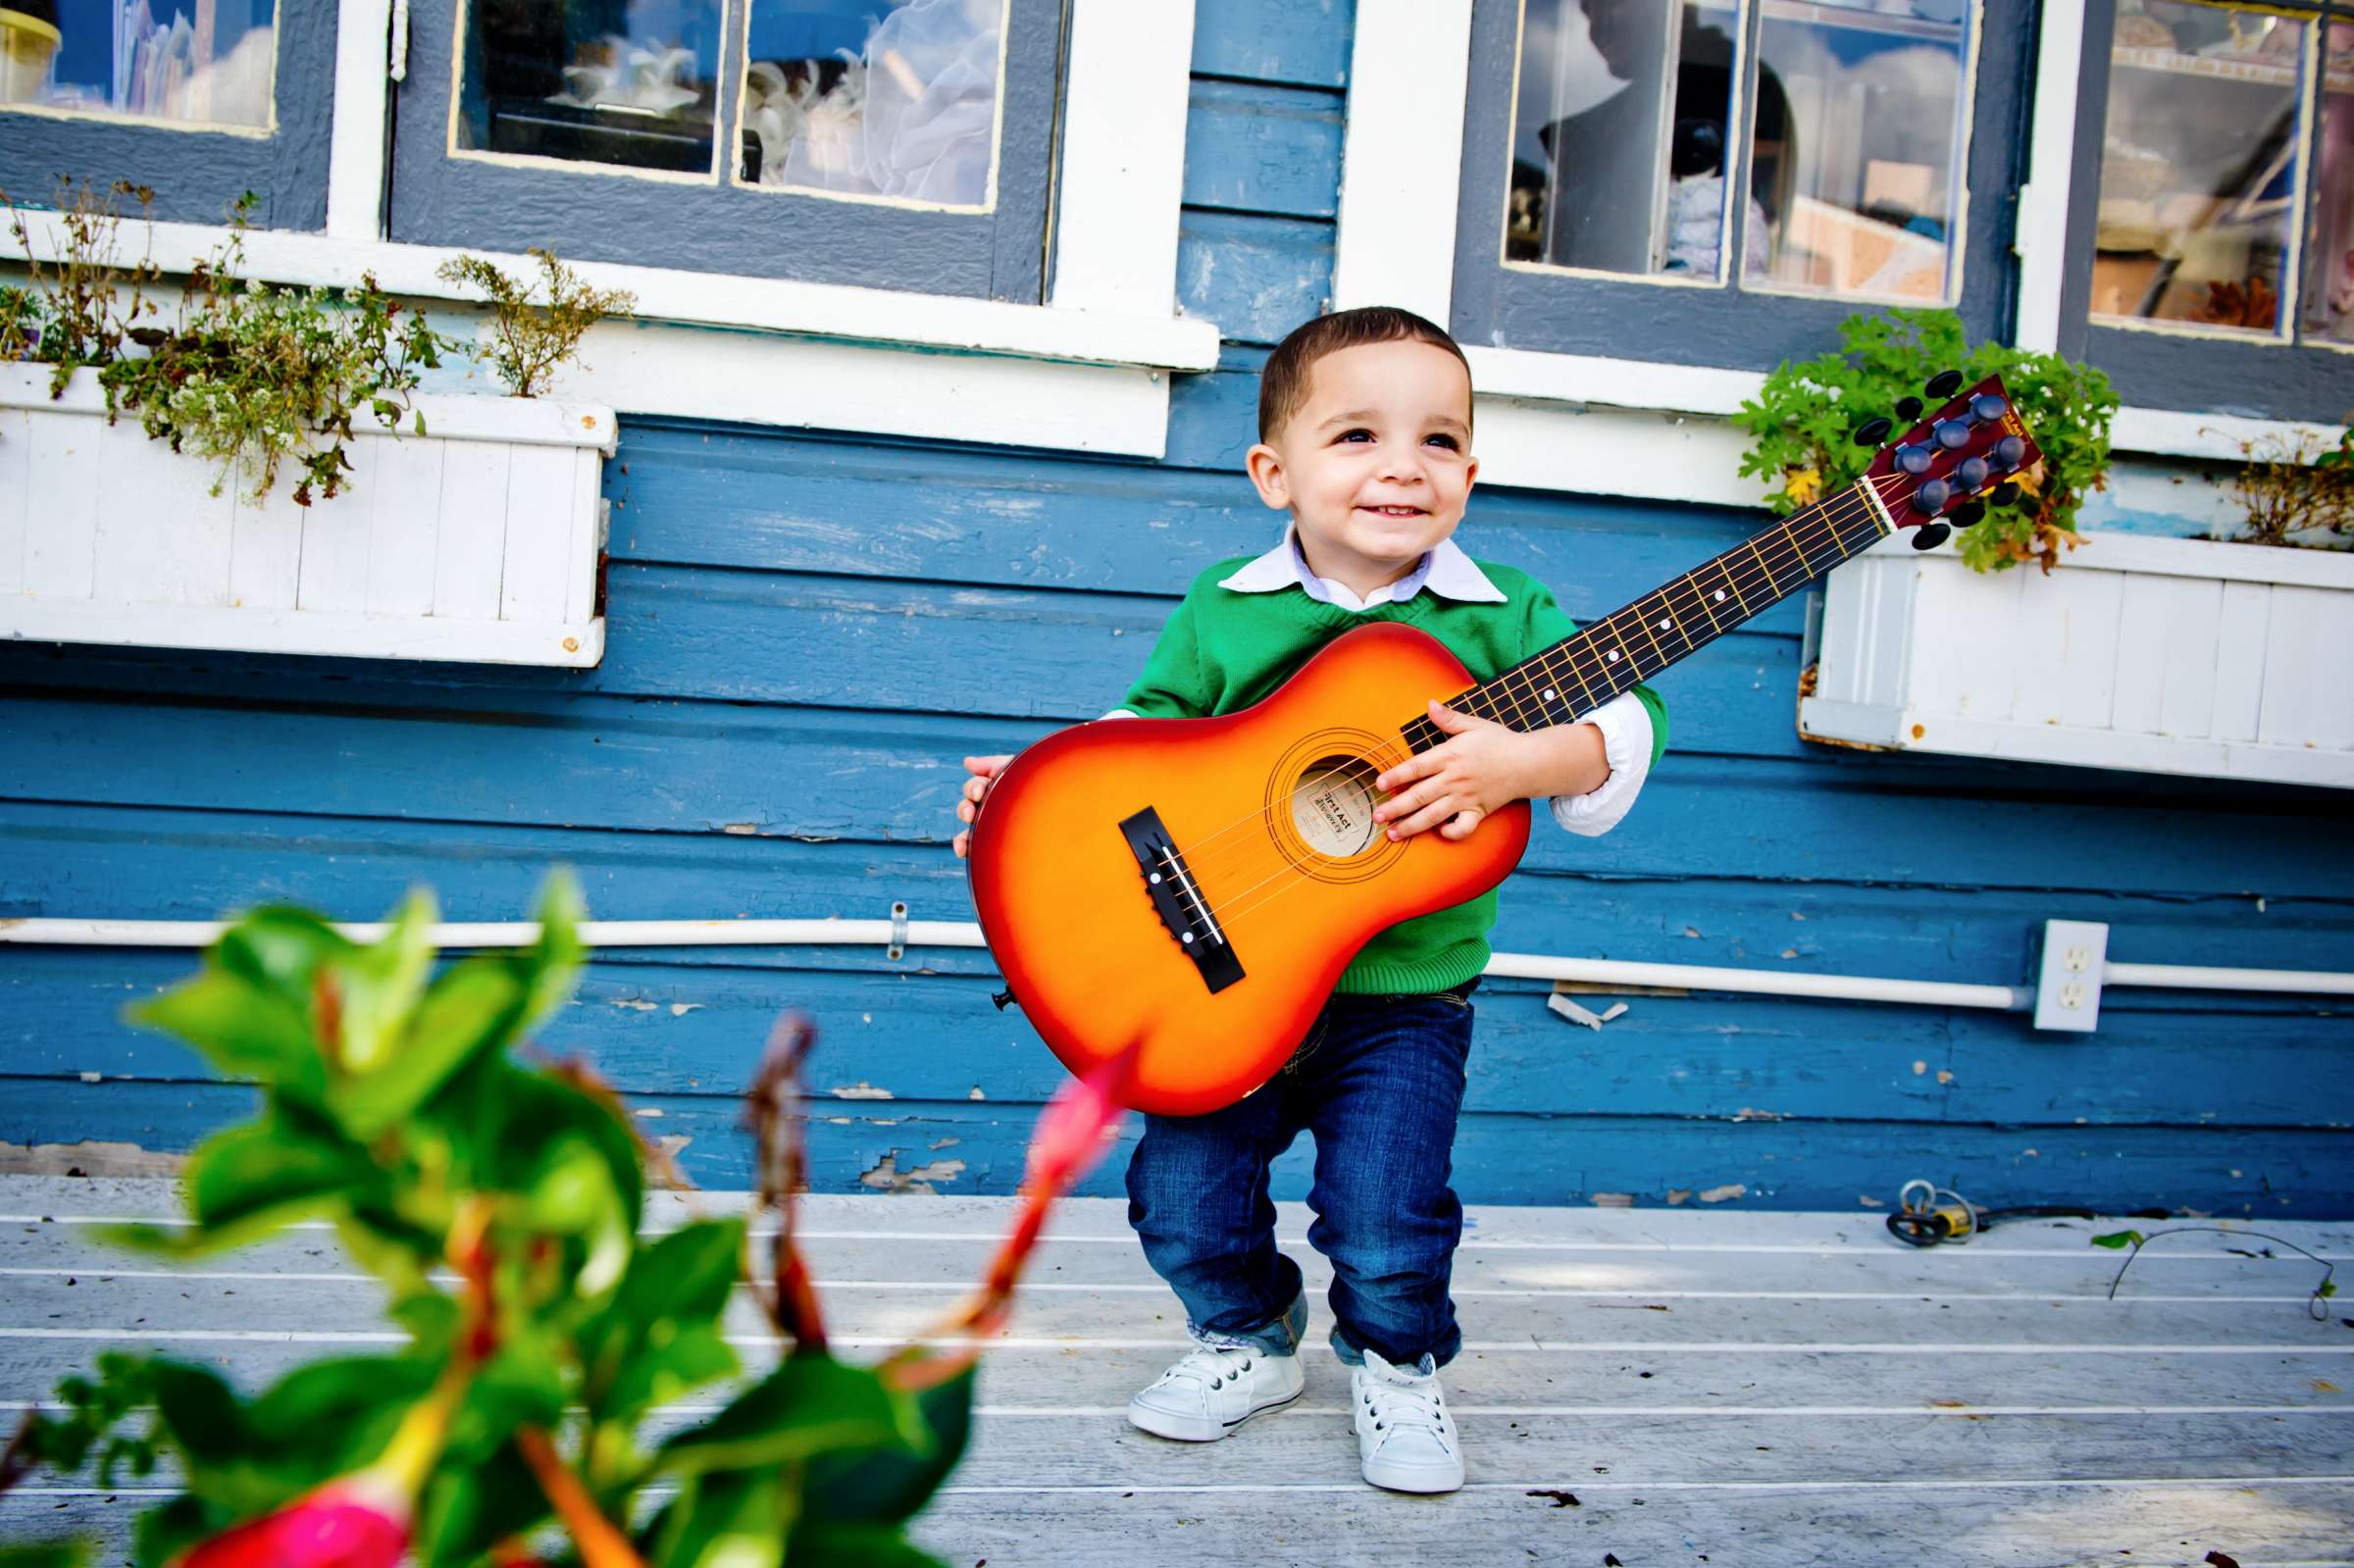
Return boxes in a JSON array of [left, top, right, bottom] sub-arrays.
[[1506, 0, 1754, 278], [738, 0, 1002, 205], [0, 0, 276, 128], [1743, 0, 1968, 302], [2305, 22, 2354, 344], [456, 0, 725, 176], [2096, 0, 2302, 336]]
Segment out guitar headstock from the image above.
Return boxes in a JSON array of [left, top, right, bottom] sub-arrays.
[[1853, 371, 2045, 552]]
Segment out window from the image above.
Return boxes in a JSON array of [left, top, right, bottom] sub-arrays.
[[387, 0, 1059, 295], [0, 0, 334, 227], [1450, 0, 2031, 370], [2060, 0, 2354, 420]]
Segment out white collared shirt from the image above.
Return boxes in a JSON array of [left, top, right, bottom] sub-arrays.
[[1106, 522, 1653, 836]]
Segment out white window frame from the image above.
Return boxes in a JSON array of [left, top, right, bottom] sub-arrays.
[[1332, 0, 2339, 506], [0, 0, 1216, 460]]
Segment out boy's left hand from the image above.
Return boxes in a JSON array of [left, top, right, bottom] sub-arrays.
[[1372, 699, 1601, 842]]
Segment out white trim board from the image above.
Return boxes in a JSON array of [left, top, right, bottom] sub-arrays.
[[0, 601, 605, 668], [0, 369, 617, 453], [562, 320, 1175, 457], [0, 217, 1218, 373], [327, 0, 394, 243], [1330, 0, 1473, 323], [1049, 0, 1196, 318]]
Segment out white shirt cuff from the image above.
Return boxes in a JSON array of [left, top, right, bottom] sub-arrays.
[[1547, 691, 1652, 837]]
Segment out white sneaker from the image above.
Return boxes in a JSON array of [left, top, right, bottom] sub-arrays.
[[1351, 1346, 1464, 1493], [1126, 1337, 1305, 1442]]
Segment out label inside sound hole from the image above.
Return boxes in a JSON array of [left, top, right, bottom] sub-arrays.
[[1291, 756, 1382, 857]]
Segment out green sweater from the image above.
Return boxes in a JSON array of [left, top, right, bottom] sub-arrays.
[[1117, 557, 1669, 995]]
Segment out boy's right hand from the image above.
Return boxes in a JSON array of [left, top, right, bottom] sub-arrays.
[[950, 754, 1013, 859]]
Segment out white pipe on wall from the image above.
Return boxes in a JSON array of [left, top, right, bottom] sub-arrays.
[[4, 920, 2347, 1009], [2102, 961, 2354, 997]]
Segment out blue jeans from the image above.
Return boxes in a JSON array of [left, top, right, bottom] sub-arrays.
[[1123, 982, 1476, 1371]]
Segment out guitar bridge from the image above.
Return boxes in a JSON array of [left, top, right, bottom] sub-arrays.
[[1117, 806, 1245, 994]]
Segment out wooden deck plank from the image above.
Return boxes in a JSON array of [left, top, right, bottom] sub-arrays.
[[17, 1406, 2353, 1498], [6, 1269, 2344, 1351], [7, 1182, 2345, 1256], [9, 1481, 2353, 1568], [8, 1340, 2348, 1419], [2, 1227, 2337, 1302]]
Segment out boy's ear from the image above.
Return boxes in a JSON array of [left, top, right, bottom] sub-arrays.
[[1245, 441, 1291, 512]]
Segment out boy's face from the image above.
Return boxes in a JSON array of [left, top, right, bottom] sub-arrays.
[[1246, 338, 1478, 591]]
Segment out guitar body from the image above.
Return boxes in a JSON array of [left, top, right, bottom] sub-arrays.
[[968, 620, 1529, 1116]]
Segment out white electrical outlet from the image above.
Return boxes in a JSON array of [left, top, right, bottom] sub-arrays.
[[2034, 920, 2109, 1032]]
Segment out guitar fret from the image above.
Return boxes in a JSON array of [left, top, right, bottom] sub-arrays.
[[1682, 570, 1724, 638], [1714, 555, 1753, 617]]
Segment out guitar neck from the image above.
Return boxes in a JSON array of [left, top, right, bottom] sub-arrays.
[[1403, 477, 1897, 752]]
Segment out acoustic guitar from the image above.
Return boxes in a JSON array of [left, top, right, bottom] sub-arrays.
[[968, 373, 2045, 1115]]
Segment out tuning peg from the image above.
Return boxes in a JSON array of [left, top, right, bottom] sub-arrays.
[[1911, 477, 1953, 516], [1990, 481, 2021, 508], [1993, 433, 2026, 469], [1893, 395, 1924, 422], [1911, 522, 1952, 550], [1891, 441, 1932, 476], [1924, 369, 1965, 399], [1957, 455, 1990, 490], [1852, 416, 1893, 447], [1969, 392, 2008, 423], [1933, 418, 1972, 450], [1949, 500, 1986, 529]]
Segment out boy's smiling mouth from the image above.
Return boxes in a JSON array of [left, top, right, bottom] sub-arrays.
[[1358, 505, 1428, 517]]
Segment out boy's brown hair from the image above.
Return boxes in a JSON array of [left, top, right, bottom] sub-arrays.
[[1256, 306, 1473, 442]]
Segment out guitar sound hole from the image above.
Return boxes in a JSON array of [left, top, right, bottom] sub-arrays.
[[1290, 755, 1383, 858]]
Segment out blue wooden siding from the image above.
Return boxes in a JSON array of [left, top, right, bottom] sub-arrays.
[[3, 0, 2350, 1217]]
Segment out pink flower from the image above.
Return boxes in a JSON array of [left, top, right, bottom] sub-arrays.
[[179, 1484, 407, 1568], [1023, 1045, 1136, 1195]]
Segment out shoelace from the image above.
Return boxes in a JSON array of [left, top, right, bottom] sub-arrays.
[[1361, 1377, 1450, 1442], [1156, 1342, 1257, 1394]]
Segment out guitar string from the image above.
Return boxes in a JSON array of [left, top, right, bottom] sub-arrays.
[[1154, 476, 1907, 926], [1163, 476, 1900, 904], [1188, 478, 1907, 936]]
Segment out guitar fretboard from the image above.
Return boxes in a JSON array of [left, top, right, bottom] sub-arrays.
[[1402, 479, 1893, 753]]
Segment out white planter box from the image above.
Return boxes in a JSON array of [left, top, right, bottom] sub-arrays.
[[1801, 529, 2354, 789], [0, 365, 613, 667]]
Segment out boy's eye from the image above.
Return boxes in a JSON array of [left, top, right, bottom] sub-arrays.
[[1336, 429, 1373, 443], [1424, 433, 1460, 450]]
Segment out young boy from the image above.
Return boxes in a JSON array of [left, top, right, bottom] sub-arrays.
[[949, 307, 1666, 1493]]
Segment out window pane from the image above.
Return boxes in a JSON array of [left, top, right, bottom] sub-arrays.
[[2303, 20, 2354, 344], [2095, 0, 2303, 336], [1742, 0, 1969, 303], [739, 0, 1004, 206], [1506, 0, 1745, 278], [456, 0, 725, 176], [1, 0, 276, 128]]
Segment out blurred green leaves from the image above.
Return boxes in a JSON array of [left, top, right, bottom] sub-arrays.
[[6, 872, 978, 1568]]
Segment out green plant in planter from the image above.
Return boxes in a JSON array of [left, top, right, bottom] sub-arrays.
[[2223, 422, 2354, 548], [1736, 307, 2119, 573], [0, 176, 166, 393], [96, 195, 467, 507], [0, 874, 1131, 1567], [435, 249, 637, 399]]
